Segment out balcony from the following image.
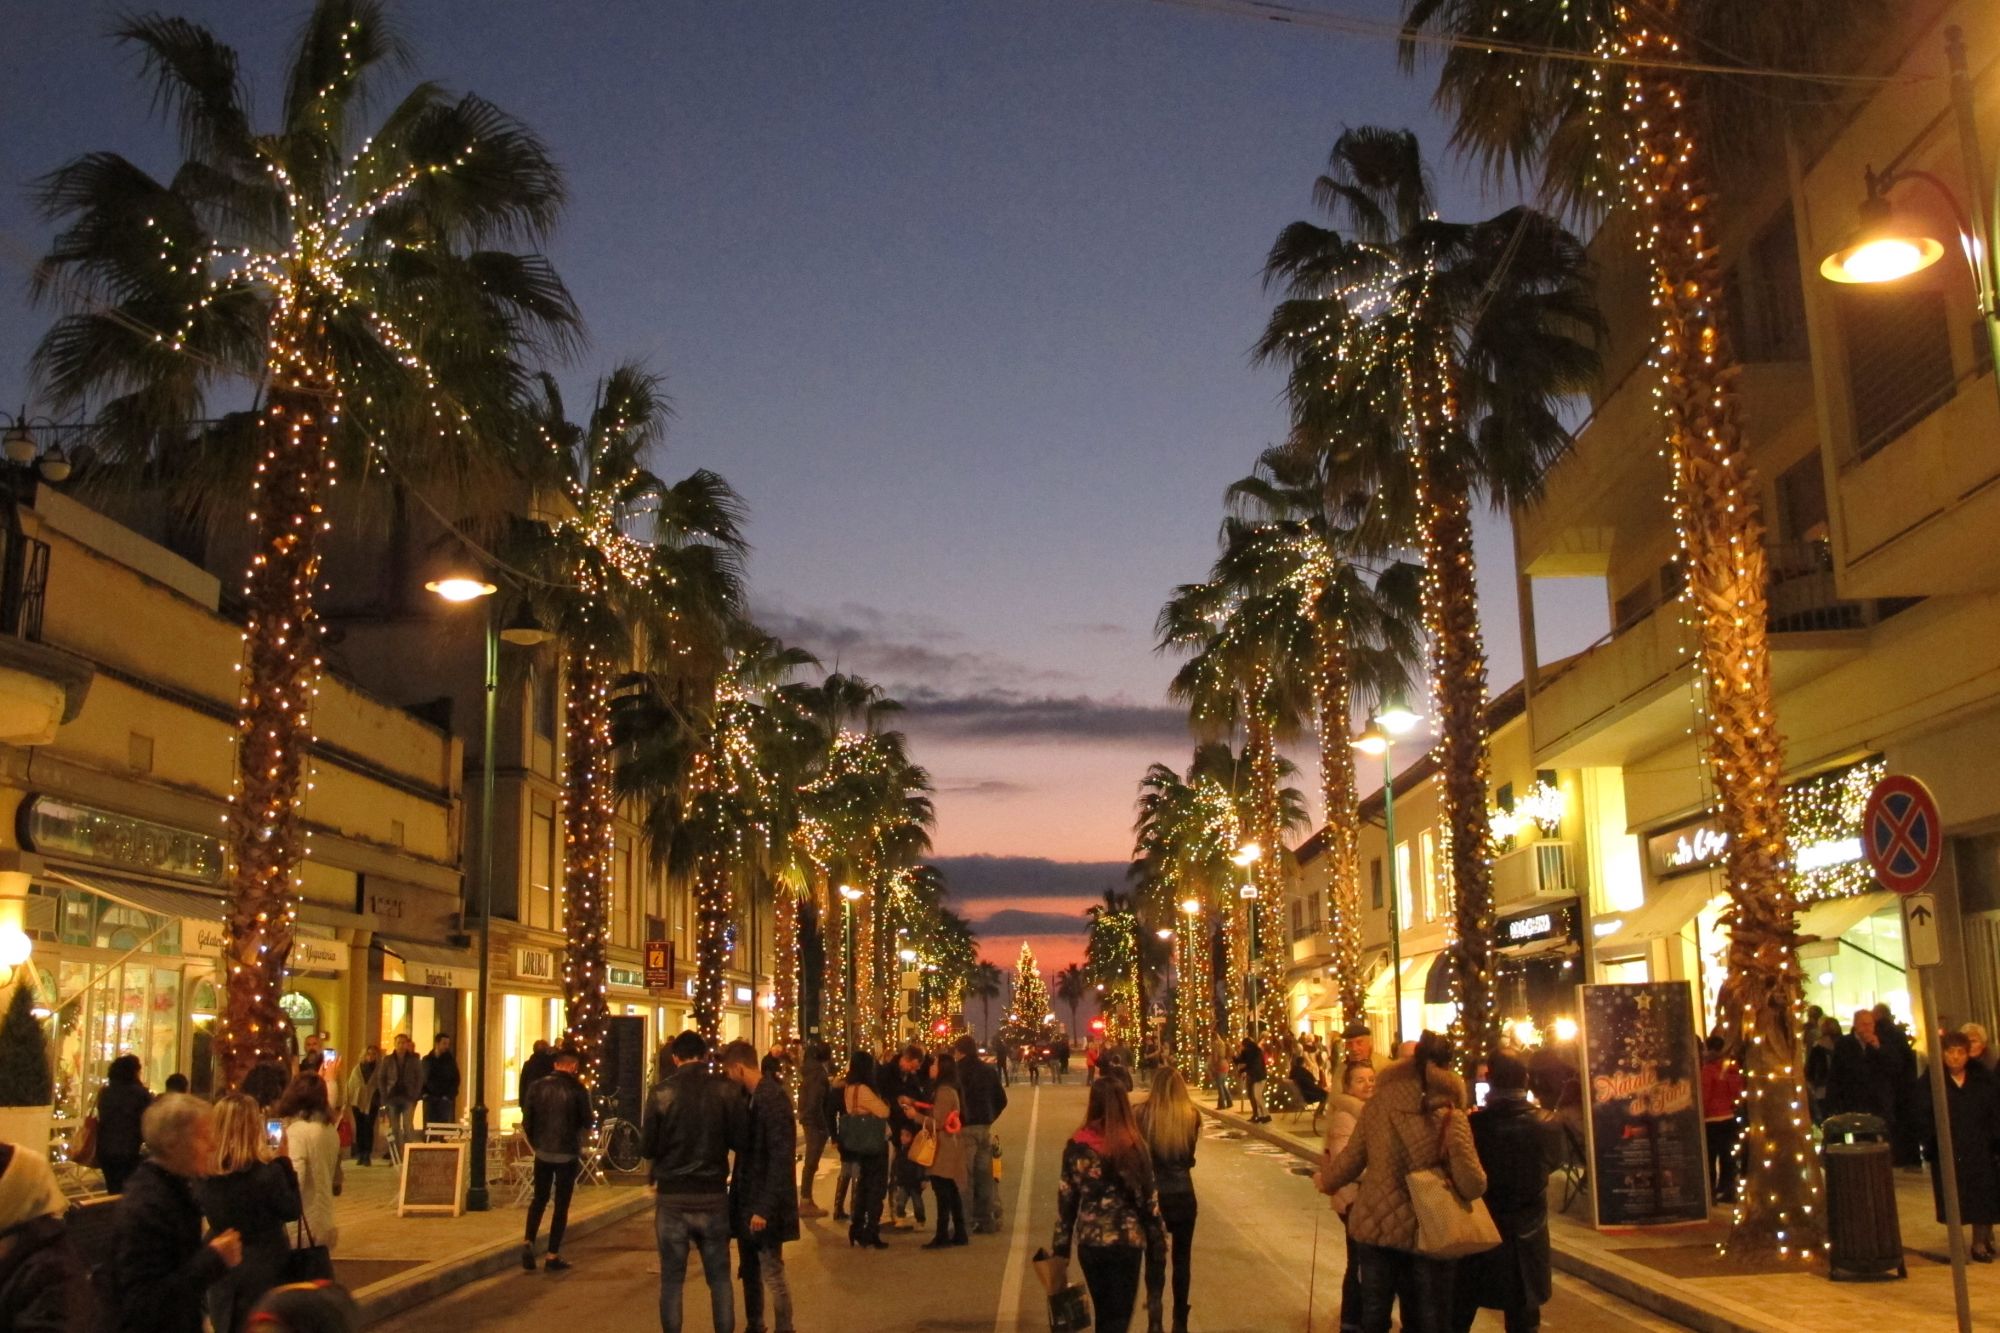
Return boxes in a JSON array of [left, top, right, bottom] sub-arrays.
[[0, 519, 89, 744], [1530, 540, 1870, 766], [1290, 927, 1331, 969], [1492, 840, 1576, 909]]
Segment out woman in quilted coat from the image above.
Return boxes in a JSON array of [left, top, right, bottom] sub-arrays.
[[1320, 1031, 1486, 1333]]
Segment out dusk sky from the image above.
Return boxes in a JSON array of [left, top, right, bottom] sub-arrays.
[[0, 2, 1609, 974]]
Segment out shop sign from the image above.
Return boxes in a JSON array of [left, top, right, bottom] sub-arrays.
[[733, 985, 754, 1004], [514, 947, 556, 983], [180, 918, 347, 972], [413, 962, 478, 991], [608, 965, 645, 990], [1495, 904, 1573, 948], [1646, 819, 1730, 879], [644, 938, 674, 989], [22, 796, 224, 885]]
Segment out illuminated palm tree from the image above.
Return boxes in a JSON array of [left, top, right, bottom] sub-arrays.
[[30, 1, 579, 1084], [966, 961, 1004, 1047]]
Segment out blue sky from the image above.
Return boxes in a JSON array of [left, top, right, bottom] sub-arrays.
[[0, 1, 1607, 969]]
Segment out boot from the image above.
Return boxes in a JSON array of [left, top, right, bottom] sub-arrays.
[[832, 1173, 851, 1221], [1173, 1305, 1190, 1333], [798, 1188, 825, 1218]]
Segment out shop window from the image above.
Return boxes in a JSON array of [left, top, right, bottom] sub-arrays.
[[1370, 859, 1383, 911], [1290, 901, 1305, 940], [279, 992, 317, 1056], [188, 978, 219, 1099], [1394, 843, 1413, 927], [529, 801, 557, 930], [1839, 284, 1956, 457], [1419, 832, 1440, 923]]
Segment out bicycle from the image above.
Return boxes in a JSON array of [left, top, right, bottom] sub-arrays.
[[591, 1096, 644, 1175]]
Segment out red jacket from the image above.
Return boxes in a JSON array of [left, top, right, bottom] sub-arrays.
[[1700, 1056, 1744, 1122]]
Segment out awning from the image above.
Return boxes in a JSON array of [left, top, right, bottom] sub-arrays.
[[1425, 945, 1471, 1005], [1797, 891, 1896, 957], [376, 937, 479, 991], [45, 867, 223, 922], [1590, 875, 1726, 954]]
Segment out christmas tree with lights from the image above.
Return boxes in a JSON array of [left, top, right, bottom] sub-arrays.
[[1002, 942, 1053, 1047]]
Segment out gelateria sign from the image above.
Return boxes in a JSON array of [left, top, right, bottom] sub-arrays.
[[21, 796, 224, 885], [181, 918, 349, 972]]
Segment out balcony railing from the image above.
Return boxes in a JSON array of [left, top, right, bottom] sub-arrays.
[[1492, 840, 1575, 905], [0, 526, 49, 643]]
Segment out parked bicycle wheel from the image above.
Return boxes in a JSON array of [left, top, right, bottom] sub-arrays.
[[602, 1117, 643, 1173]]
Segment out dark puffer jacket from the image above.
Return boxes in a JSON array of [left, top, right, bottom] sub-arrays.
[[0, 1214, 92, 1333]]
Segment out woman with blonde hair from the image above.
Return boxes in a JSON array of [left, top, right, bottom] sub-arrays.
[[1137, 1067, 1200, 1333], [197, 1093, 301, 1333]]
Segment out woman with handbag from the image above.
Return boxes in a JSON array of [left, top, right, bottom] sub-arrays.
[[1451, 1055, 1552, 1333], [197, 1094, 303, 1333], [278, 1074, 342, 1264], [840, 1051, 893, 1249], [919, 1054, 969, 1248], [1317, 1061, 1378, 1333], [1320, 1031, 1489, 1333], [1051, 1080, 1167, 1333], [92, 1055, 153, 1194]]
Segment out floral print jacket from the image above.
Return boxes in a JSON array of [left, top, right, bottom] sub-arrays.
[[1052, 1127, 1168, 1268]]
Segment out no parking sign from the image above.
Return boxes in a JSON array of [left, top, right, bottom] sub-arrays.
[[1861, 773, 1943, 895]]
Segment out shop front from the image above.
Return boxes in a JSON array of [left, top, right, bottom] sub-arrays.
[[495, 935, 564, 1128], [1491, 901, 1583, 1034]]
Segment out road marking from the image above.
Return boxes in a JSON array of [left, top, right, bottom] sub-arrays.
[[994, 1084, 1042, 1333]]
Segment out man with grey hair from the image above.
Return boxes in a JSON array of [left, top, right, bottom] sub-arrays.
[[110, 1094, 241, 1333]]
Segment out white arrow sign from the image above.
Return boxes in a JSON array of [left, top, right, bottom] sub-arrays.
[[1905, 891, 1940, 969]]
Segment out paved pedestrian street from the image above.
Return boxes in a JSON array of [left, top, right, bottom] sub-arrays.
[[373, 1083, 1676, 1331]]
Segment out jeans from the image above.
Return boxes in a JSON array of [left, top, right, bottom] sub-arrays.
[[798, 1125, 828, 1200], [849, 1154, 888, 1244], [1705, 1118, 1739, 1203], [422, 1095, 455, 1127], [739, 1236, 791, 1333], [655, 1200, 734, 1333], [1213, 1068, 1233, 1109], [1148, 1191, 1196, 1321], [931, 1177, 967, 1243], [1339, 1232, 1363, 1332], [1246, 1078, 1266, 1120], [386, 1102, 417, 1156], [1079, 1243, 1145, 1333], [352, 1104, 377, 1164], [526, 1157, 580, 1252], [1354, 1241, 1453, 1333], [964, 1124, 997, 1230]]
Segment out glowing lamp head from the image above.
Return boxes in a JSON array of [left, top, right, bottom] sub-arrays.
[[426, 575, 497, 603], [898, 949, 917, 963], [1352, 722, 1390, 757], [2, 424, 37, 467], [1231, 842, 1262, 867], [1179, 897, 1201, 916], [1552, 1016, 1579, 1044], [0, 926, 30, 969], [1155, 927, 1173, 940], [838, 884, 862, 902], [1377, 702, 1421, 736], [1820, 191, 1944, 285]]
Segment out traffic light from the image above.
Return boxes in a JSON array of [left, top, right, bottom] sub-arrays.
[[1088, 1016, 1105, 1034], [933, 1019, 949, 1036]]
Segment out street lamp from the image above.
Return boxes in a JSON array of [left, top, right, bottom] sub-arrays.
[[1354, 699, 1423, 1049], [429, 566, 550, 1212], [1817, 25, 2000, 412]]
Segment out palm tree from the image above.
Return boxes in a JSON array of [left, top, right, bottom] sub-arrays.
[[1258, 127, 1598, 1064], [1085, 888, 1141, 1050], [30, 1, 579, 1084], [513, 365, 745, 1077], [966, 961, 1004, 1047], [1398, 0, 1882, 1257], [1054, 963, 1089, 1042], [1223, 450, 1425, 1025]]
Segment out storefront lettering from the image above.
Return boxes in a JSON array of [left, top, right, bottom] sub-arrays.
[[180, 919, 347, 971], [515, 947, 555, 983], [23, 796, 224, 884], [1590, 1070, 1695, 1117], [1506, 912, 1554, 942], [419, 964, 477, 990], [1647, 820, 1730, 878]]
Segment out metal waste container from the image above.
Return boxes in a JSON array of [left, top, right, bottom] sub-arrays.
[[1822, 1112, 1906, 1280]]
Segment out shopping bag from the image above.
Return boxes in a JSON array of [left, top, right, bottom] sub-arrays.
[[1047, 1284, 1092, 1331], [70, 1116, 99, 1169]]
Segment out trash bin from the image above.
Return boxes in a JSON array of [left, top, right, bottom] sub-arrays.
[[1821, 1112, 1906, 1281]]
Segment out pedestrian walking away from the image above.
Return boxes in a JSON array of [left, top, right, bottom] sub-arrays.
[[1316, 1059, 1378, 1333], [92, 1054, 153, 1195], [1138, 1066, 1201, 1333], [196, 1093, 303, 1333], [838, 1051, 893, 1249], [954, 1034, 1008, 1234], [1698, 1035, 1745, 1205], [345, 1046, 382, 1167], [1320, 1031, 1488, 1333], [722, 1040, 799, 1333], [521, 1047, 593, 1272], [918, 1053, 970, 1248], [373, 1035, 424, 1159], [1451, 1054, 1553, 1333], [795, 1042, 833, 1218], [642, 1030, 747, 1333], [1051, 1078, 1167, 1333], [420, 1033, 460, 1129], [277, 1074, 343, 1259], [109, 1095, 243, 1333]]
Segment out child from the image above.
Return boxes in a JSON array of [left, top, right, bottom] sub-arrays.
[[891, 1126, 927, 1229]]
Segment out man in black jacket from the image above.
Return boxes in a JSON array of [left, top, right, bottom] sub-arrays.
[[723, 1041, 797, 1333], [879, 1045, 931, 1231], [111, 1094, 242, 1333], [643, 1031, 748, 1333], [954, 1035, 1008, 1234], [421, 1033, 461, 1128], [518, 1039, 557, 1103], [521, 1047, 593, 1272]]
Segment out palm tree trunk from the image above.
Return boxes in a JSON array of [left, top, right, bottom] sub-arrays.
[[1419, 460, 1497, 1068], [1315, 617, 1368, 1023], [1178, 904, 1215, 1087], [1244, 689, 1287, 1041], [1627, 39, 1814, 1258], [773, 886, 800, 1050], [853, 880, 878, 1052], [219, 363, 329, 1090], [872, 878, 900, 1049], [692, 846, 732, 1042], [560, 651, 614, 1079]]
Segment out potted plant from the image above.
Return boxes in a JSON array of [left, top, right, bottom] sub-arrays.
[[0, 980, 54, 1153]]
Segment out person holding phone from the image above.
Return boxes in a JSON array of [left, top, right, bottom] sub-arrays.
[[196, 1094, 302, 1333]]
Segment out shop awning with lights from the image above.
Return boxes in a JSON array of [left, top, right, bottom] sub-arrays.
[[1590, 876, 1726, 954], [376, 937, 479, 991]]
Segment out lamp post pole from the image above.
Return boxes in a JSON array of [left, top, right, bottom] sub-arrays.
[[1380, 743, 1402, 1050], [465, 601, 498, 1212]]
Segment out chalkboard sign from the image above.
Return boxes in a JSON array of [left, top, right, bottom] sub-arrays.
[[397, 1141, 466, 1217], [1578, 980, 1709, 1228], [601, 1014, 647, 1125]]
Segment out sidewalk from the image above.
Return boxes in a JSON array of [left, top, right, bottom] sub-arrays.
[[328, 1158, 650, 1326], [1197, 1100, 2000, 1332]]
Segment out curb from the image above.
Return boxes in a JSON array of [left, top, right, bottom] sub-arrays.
[[355, 1187, 652, 1327], [1197, 1102, 1770, 1333]]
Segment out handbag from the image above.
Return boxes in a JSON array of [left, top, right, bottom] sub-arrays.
[[909, 1119, 939, 1169], [1047, 1283, 1093, 1332], [70, 1116, 99, 1169], [282, 1209, 335, 1284], [838, 1107, 889, 1157], [1407, 1109, 1500, 1259]]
